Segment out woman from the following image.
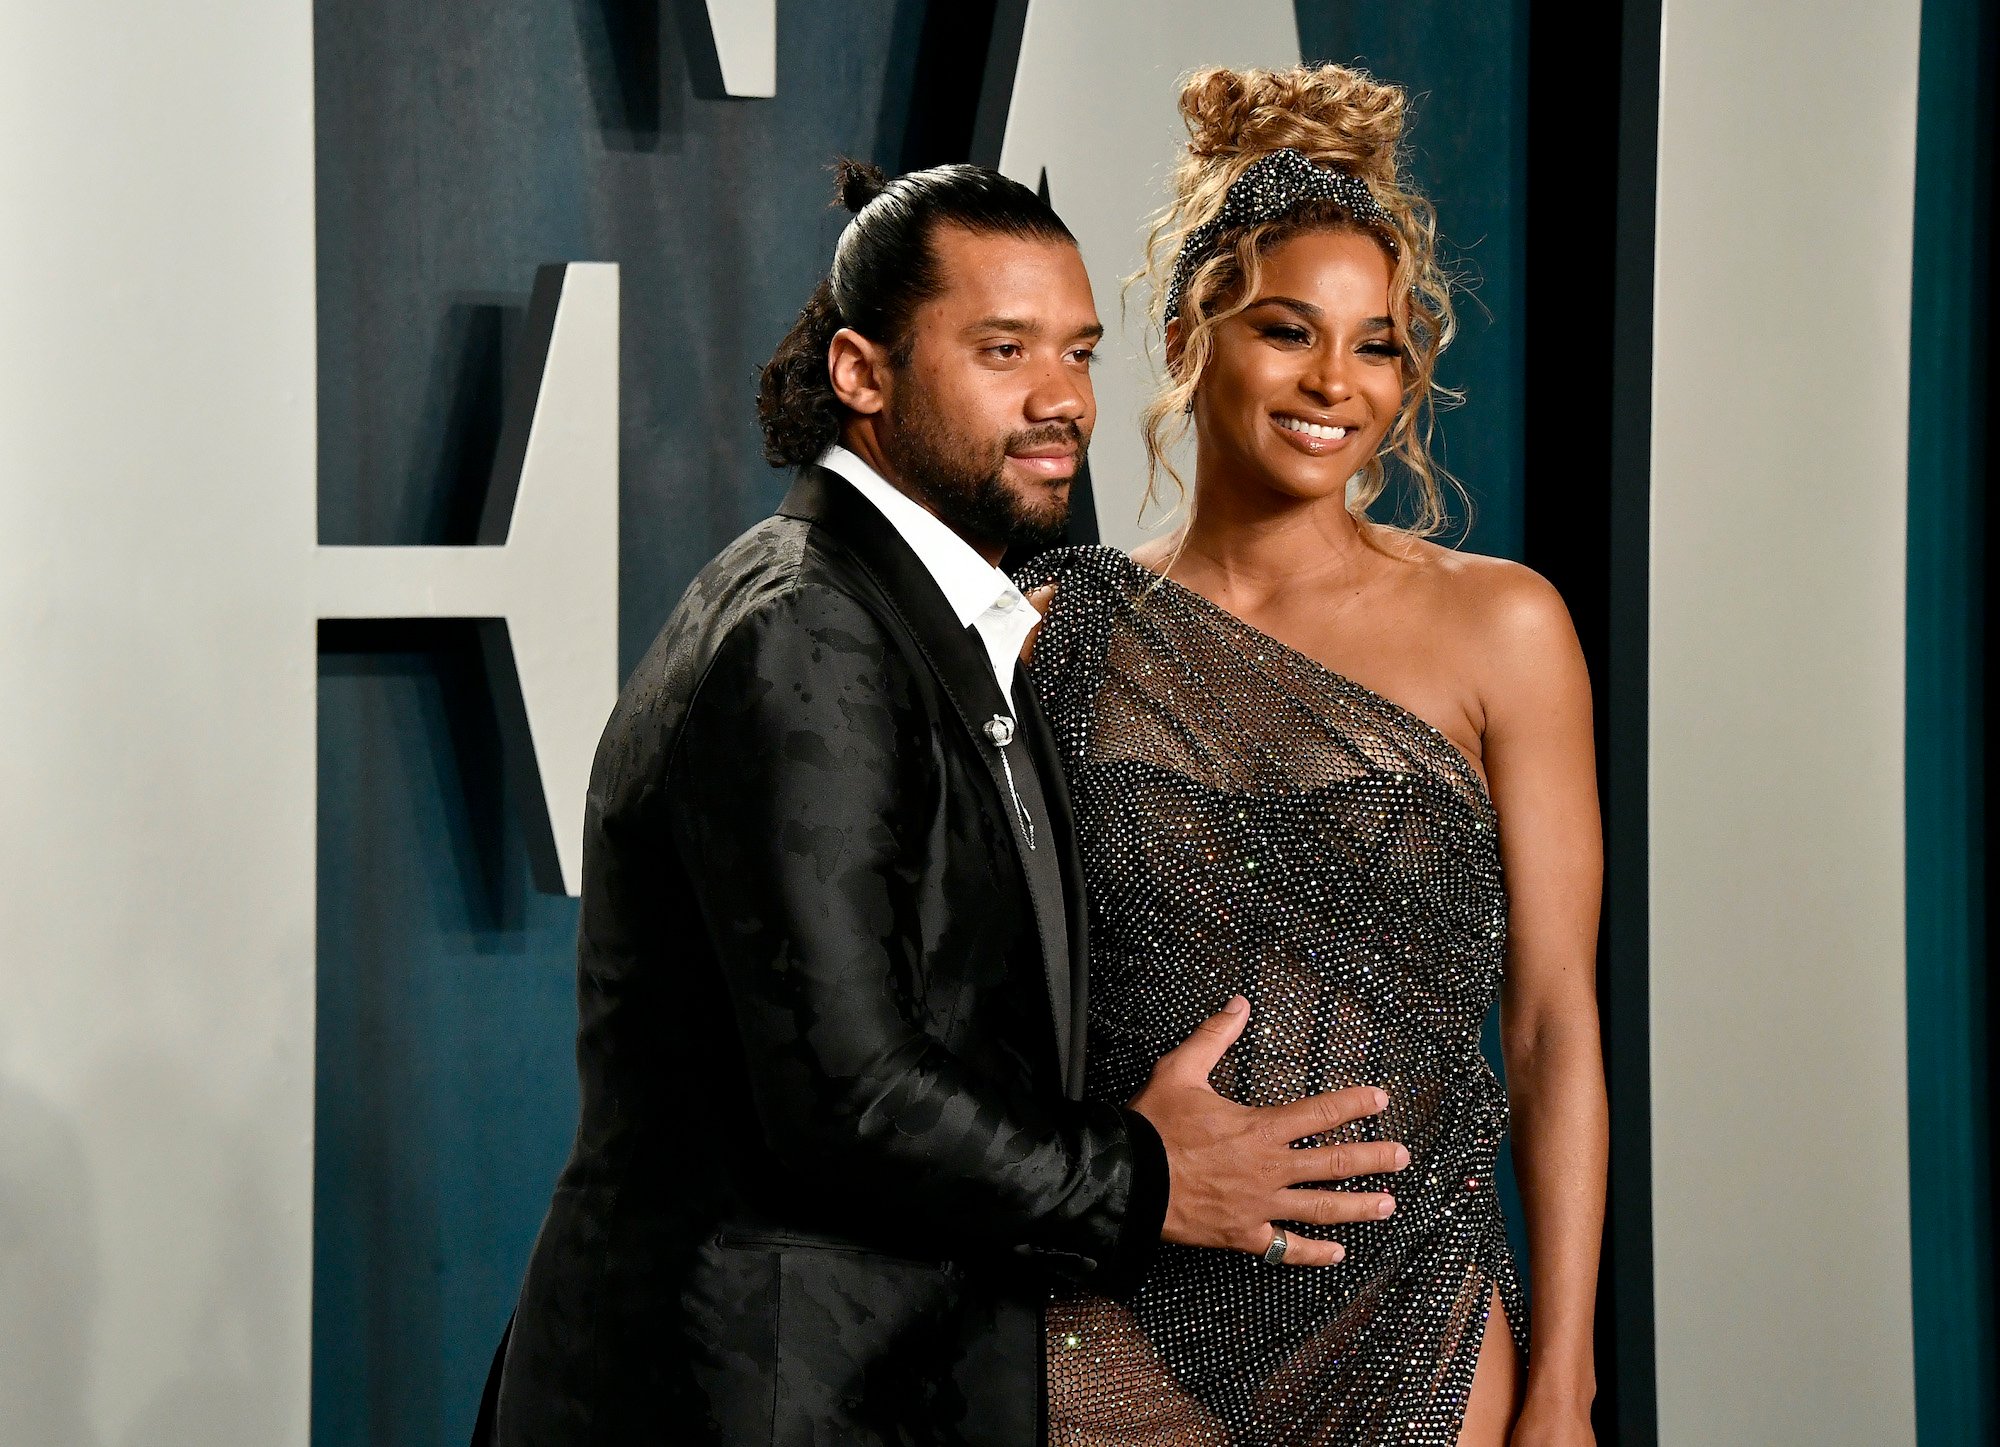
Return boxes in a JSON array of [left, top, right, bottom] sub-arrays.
[[1019, 65, 1606, 1445]]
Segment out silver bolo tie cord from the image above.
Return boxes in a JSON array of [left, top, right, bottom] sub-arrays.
[[982, 714, 1035, 850]]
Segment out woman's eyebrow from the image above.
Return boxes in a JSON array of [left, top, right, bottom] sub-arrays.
[[1243, 295, 1321, 320]]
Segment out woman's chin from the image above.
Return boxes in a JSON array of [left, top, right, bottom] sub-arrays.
[[1248, 452, 1353, 504]]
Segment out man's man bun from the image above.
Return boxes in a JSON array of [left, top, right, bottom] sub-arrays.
[[833, 158, 889, 214]]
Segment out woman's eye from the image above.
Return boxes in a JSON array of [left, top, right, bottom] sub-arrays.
[[1261, 324, 1311, 345], [1359, 340, 1402, 359]]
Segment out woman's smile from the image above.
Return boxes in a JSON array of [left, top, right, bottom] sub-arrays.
[[1271, 411, 1359, 455]]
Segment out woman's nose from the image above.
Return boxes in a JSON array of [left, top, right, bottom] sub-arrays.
[[1299, 346, 1352, 402]]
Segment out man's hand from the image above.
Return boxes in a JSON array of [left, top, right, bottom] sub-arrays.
[[1128, 996, 1408, 1266]]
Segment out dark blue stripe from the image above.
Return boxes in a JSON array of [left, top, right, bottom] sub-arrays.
[[1907, 0, 1996, 1437]]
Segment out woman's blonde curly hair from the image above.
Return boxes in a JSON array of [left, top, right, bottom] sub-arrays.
[[1137, 63, 1464, 539]]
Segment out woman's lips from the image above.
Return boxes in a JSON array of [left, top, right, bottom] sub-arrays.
[[1007, 452, 1079, 479], [1271, 414, 1357, 456]]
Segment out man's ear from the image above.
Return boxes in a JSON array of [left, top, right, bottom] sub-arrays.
[[827, 327, 891, 416]]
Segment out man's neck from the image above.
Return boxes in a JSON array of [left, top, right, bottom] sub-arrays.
[[835, 423, 897, 490]]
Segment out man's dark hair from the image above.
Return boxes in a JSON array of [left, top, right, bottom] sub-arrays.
[[756, 160, 1075, 468]]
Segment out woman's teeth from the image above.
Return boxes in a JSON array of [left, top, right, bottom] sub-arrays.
[[1276, 416, 1349, 440]]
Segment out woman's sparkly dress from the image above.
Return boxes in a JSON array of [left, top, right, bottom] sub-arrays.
[[1014, 546, 1527, 1445]]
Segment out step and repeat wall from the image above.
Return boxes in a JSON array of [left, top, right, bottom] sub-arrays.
[[0, 1, 1957, 1443]]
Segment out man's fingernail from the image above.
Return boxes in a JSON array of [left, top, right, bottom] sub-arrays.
[[1377, 1195, 1397, 1217], [1371, 1089, 1388, 1112], [1225, 995, 1248, 1015], [1331, 1244, 1346, 1262], [1394, 1146, 1411, 1168]]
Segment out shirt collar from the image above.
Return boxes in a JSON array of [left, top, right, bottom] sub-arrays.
[[817, 445, 1021, 630]]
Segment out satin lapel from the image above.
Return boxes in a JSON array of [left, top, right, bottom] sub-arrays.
[[778, 467, 1077, 1085], [1013, 667, 1090, 1099]]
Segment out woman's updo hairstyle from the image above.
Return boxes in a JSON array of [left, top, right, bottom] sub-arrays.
[[1138, 64, 1462, 538], [757, 159, 1073, 468]]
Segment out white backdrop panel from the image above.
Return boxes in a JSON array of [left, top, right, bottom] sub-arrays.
[[1649, 1, 1920, 1441], [0, 4, 318, 1444]]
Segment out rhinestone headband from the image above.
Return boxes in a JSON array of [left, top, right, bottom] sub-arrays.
[[1164, 148, 1394, 321]]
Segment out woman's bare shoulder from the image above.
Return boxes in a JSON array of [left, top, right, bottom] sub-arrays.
[[1393, 536, 1563, 622], [1397, 538, 1582, 687]]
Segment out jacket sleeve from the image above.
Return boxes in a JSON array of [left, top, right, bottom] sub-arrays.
[[663, 582, 1166, 1286]]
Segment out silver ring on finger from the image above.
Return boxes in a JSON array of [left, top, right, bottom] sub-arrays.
[[1262, 1228, 1289, 1265]]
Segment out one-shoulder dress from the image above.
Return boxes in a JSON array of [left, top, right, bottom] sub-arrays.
[[1015, 546, 1527, 1446]]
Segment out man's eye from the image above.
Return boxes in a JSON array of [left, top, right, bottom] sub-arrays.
[[988, 343, 1024, 360], [1069, 347, 1098, 366]]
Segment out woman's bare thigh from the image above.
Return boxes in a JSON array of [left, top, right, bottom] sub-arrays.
[[1456, 1286, 1523, 1446]]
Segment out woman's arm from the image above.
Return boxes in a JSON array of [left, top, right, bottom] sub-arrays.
[[1476, 567, 1608, 1440]]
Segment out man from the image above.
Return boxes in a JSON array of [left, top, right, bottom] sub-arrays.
[[483, 161, 1405, 1445]]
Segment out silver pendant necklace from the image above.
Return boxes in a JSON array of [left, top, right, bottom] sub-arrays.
[[982, 714, 1036, 850]]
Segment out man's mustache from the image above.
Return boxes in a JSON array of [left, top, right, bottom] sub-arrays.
[[1002, 421, 1088, 455]]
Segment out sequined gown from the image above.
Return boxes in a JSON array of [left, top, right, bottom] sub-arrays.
[[1014, 546, 1527, 1446]]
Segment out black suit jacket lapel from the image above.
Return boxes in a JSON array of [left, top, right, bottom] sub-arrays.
[[777, 466, 1079, 1087], [1013, 666, 1090, 1098]]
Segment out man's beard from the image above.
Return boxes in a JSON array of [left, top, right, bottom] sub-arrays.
[[879, 383, 1082, 555]]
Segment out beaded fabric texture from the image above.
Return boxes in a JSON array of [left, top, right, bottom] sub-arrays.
[[1015, 546, 1526, 1445]]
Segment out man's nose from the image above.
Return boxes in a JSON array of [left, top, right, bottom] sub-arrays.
[[1026, 362, 1091, 423]]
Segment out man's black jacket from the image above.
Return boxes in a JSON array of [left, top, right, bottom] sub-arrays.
[[487, 466, 1170, 1445]]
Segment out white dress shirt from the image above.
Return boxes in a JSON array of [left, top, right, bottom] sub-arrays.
[[817, 445, 1041, 708]]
